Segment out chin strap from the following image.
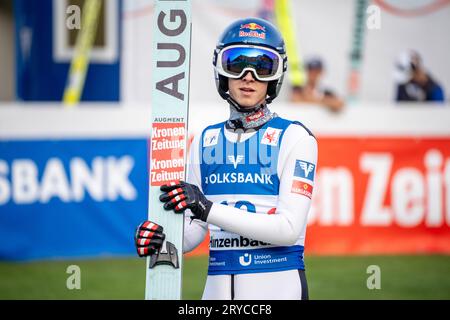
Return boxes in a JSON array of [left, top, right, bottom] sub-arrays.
[[226, 96, 263, 113]]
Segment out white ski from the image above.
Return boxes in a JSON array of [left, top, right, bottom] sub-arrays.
[[145, 0, 192, 300]]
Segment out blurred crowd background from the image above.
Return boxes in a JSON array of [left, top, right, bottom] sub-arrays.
[[1, 0, 449, 106]]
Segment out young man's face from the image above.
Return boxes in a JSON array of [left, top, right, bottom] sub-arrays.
[[228, 71, 268, 109]]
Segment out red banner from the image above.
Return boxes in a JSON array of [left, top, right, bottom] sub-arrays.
[[187, 136, 450, 256], [308, 136, 450, 255]]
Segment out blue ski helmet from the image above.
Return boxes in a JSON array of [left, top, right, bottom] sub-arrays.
[[213, 17, 287, 105]]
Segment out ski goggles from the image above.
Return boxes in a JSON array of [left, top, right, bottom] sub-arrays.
[[215, 45, 286, 81]]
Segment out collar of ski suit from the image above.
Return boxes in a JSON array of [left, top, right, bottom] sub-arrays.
[[226, 103, 277, 132]]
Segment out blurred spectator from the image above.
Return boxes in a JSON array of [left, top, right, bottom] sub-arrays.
[[291, 56, 344, 112], [394, 50, 445, 103]]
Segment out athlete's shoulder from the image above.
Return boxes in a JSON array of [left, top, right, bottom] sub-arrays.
[[273, 116, 315, 140], [290, 120, 315, 139]]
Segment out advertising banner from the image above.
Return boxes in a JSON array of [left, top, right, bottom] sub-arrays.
[[0, 139, 147, 260]]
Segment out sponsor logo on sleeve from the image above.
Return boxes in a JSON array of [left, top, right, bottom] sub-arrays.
[[294, 160, 315, 181], [291, 180, 313, 199], [291, 160, 315, 198]]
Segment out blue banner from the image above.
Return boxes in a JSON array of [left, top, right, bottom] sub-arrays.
[[14, 0, 121, 101], [0, 138, 148, 261]]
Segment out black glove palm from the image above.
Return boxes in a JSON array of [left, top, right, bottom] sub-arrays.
[[159, 181, 212, 222]]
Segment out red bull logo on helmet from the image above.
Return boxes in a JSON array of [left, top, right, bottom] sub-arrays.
[[239, 22, 266, 39], [240, 23, 266, 31]]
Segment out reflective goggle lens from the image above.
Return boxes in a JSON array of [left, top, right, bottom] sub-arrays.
[[220, 47, 280, 79]]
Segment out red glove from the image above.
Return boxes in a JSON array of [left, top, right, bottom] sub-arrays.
[[159, 180, 212, 221], [134, 221, 165, 257]]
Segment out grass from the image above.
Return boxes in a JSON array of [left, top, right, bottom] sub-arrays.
[[0, 255, 449, 300]]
